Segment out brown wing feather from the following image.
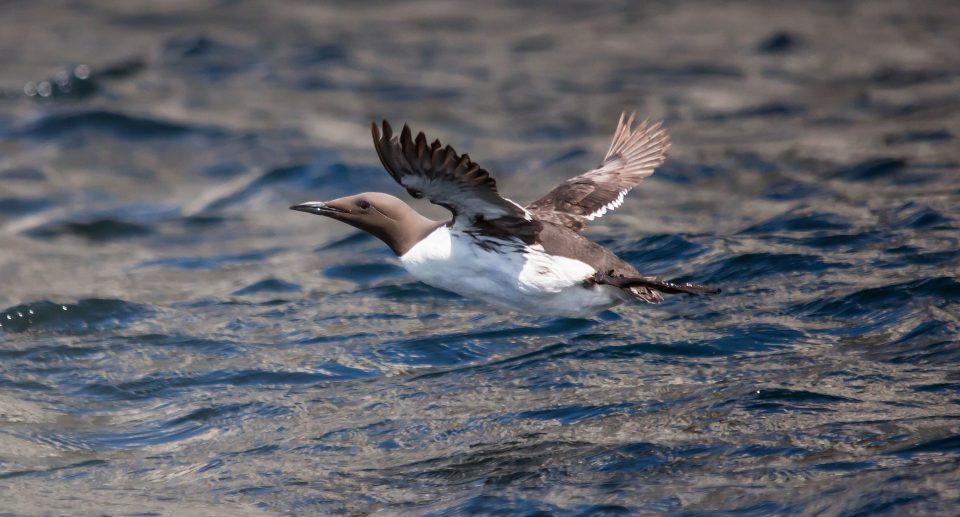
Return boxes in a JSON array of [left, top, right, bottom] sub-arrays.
[[372, 120, 541, 244], [527, 113, 670, 232]]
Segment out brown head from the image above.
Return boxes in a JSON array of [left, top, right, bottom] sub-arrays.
[[290, 192, 442, 256]]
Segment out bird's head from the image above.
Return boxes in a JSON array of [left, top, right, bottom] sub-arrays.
[[290, 192, 438, 256]]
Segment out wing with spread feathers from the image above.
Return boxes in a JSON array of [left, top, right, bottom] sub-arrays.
[[372, 121, 541, 244], [527, 113, 669, 232]]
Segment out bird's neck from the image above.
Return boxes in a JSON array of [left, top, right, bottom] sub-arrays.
[[382, 210, 446, 257]]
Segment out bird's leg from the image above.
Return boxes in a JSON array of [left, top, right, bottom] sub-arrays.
[[592, 270, 720, 295], [591, 270, 628, 288]]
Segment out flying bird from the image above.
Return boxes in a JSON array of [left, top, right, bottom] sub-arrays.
[[291, 113, 719, 317]]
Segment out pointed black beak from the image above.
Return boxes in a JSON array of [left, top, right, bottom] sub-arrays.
[[289, 201, 349, 217]]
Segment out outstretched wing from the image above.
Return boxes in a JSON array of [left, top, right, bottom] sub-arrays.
[[372, 120, 540, 244], [526, 113, 669, 232]]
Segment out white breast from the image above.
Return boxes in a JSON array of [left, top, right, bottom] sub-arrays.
[[399, 226, 624, 317]]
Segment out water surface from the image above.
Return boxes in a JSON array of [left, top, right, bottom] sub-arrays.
[[1, 0, 959, 514]]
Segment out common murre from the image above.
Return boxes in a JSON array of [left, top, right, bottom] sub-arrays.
[[291, 113, 719, 317]]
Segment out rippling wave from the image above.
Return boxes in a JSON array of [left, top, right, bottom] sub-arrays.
[[1, 0, 958, 514]]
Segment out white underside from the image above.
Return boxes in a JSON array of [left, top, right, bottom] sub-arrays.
[[399, 225, 626, 317]]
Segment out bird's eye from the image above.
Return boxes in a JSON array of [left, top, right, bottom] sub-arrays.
[[358, 200, 371, 209]]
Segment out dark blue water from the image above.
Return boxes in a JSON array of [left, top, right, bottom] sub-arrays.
[[1, 1, 959, 514]]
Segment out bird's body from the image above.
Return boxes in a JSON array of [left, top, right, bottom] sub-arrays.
[[400, 223, 626, 317], [291, 112, 719, 316]]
